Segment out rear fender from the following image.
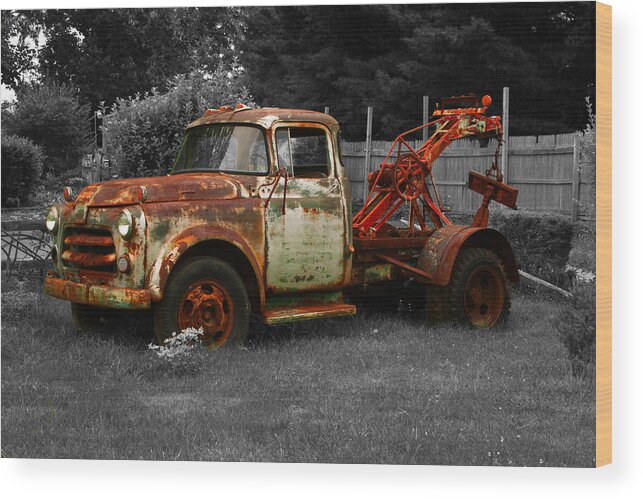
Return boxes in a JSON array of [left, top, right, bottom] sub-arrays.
[[417, 225, 519, 286], [148, 224, 265, 305]]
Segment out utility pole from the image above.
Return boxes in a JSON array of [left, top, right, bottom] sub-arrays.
[[422, 96, 430, 143], [364, 106, 373, 203], [94, 110, 103, 150], [501, 87, 510, 183]]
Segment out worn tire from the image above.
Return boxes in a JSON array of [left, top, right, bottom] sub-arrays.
[[427, 248, 511, 328], [153, 256, 250, 349], [71, 303, 107, 330]]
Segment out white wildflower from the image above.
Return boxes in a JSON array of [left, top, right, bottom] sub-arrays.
[[148, 327, 206, 373]]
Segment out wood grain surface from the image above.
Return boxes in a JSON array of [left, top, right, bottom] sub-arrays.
[[596, 1, 612, 467]]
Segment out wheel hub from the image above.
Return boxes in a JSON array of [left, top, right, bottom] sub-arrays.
[[464, 265, 504, 327], [178, 279, 234, 347]]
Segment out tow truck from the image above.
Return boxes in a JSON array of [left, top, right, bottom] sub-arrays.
[[44, 94, 519, 347]]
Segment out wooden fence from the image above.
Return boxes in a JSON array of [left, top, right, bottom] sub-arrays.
[[81, 150, 114, 185], [341, 132, 594, 220]]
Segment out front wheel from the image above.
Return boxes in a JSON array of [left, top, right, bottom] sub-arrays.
[[430, 248, 511, 328], [153, 257, 250, 348]]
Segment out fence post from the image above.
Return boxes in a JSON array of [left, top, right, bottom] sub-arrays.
[[571, 133, 581, 222], [422, 95, 429, 143], [502, 87, 510, 184], [324, 106, 330, 115], [363, 106, 374, 203]]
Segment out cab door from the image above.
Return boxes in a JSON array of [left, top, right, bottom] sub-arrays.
[[263, 123, 347, 294]]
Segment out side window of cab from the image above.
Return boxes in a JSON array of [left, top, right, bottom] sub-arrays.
[[275, 127, 331, 178]]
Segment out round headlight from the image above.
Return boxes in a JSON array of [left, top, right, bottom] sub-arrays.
[[46, 208, 58, 232], [117, 210, 133, 239]]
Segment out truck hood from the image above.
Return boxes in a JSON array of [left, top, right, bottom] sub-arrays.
[[76, 173, 242, 208]]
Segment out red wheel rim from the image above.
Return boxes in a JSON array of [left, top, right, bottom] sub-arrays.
[[177, 279, 234, 347], [463, 265, 504, 327]]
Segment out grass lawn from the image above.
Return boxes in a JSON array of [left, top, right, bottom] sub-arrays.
[[1, 283, 595, 466]]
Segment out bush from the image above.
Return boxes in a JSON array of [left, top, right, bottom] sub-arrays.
[[555, 284, 596, 376], [103, 70, 253, 178], [27, 169, 88, 207], [579, 97, 596, 220], [490, 209, 573, 286], [1, 134, 44, 206], [2, 81, 90, 175]]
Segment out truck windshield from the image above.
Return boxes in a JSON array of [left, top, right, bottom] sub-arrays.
[[172, 124, 269, 174]]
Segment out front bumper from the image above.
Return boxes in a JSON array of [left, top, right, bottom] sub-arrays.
[[44, 274, 151, 310]]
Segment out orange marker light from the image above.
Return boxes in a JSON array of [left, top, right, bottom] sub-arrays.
[[481, 95, 492, 107], [136, 186, 148, 203]]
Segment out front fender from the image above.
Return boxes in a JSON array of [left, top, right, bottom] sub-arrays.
[[417, 225, 519, 286], [147, 224, 265, 303]]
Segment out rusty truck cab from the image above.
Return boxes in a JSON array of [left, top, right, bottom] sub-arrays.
[[44, 106, 357, 346]]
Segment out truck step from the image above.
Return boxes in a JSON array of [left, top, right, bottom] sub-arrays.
[[262, 303, 356, 325]]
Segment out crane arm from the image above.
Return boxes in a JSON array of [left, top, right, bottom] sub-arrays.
[[352, 94, 517, 238]]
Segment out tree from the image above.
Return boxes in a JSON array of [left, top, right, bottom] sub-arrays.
[[1, 10, 41, 90], [103, 70, 253, 178], [240, 3, 596, 139], [240, 5, 405, 139], [4, 8, 247, 110], [3, 81, 90, 174]]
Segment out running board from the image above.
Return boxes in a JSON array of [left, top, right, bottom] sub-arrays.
[[262, 303, 357, 325]]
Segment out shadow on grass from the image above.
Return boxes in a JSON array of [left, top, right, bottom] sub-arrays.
[[245, 306, 436, 349], [1, 281, 155, 351], [3, 278, 534, 355], [89, 310, 157, 350]]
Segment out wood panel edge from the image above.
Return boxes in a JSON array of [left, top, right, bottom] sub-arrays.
[[595, 0, 612, 468]]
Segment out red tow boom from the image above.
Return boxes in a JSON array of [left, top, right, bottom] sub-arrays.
[[352, 94, 518, 239]]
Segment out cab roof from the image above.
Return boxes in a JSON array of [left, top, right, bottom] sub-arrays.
[[186, 107, 339, 130]]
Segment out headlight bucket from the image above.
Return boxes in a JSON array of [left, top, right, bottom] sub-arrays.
[[46, 207, 58, 233], [117, 209, 134, 239]]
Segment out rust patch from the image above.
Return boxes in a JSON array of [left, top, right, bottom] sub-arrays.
[[262, 303, 356, 324], [83, 172, 242, 207], [44, 274, 151, 310], [148, 218, 265, 307], [64, 233, 113, 246], [416, 225, 471, 284]]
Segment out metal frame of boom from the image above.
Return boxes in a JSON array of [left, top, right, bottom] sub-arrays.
[[352, 95, 508, 239]]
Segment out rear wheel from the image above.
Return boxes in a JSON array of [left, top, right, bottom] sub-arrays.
[[153, 256, 250, 348], [426, 248, 511, 327]]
